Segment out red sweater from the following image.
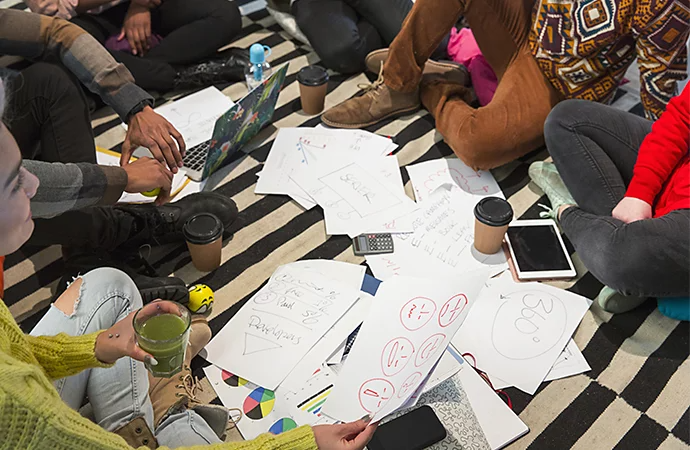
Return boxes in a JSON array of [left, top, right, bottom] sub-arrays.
[[626, 84, 690, 217]]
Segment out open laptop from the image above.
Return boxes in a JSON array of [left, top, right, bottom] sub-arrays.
[[182, 64, 288, 181]]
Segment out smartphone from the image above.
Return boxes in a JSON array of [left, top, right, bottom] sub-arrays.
[[367, 406, 446, 450], [504, 219, 576, 281]]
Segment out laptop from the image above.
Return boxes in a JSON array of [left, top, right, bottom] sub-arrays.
[[182, 64, 288, 181]]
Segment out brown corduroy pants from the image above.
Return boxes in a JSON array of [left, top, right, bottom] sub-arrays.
[[383, 0, 563, 170]]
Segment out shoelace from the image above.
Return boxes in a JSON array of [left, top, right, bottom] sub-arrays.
[[357, 62, 385, 96], [538, 203, 559, 221], [175, 368, 203, 403]]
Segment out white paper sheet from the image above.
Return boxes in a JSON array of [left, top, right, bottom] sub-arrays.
[[273, 260, 366, 292], [453, 351, 529, 450], [204, 267, 361, 389], [406, 158, 503, 203], [452, 276, 592, 394], [365, 186, 507, 280], [292, 157, 417, 236], [95, 148, 189, 203], [323, 272, 489, 422], [544, 339, 591, 381], [255, 128, 394, 208], [153, 87, 235, 147]]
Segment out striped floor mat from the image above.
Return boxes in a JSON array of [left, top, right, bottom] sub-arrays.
[[3, 4, 688, 449]]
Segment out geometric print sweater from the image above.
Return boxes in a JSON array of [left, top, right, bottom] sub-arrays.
[[530, 0, 689, 119]]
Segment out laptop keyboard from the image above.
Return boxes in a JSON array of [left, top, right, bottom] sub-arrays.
[[183, 140, 211, 172]]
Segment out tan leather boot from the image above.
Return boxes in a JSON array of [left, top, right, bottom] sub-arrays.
[[148, 315, 212, 429], [365, 48, 470, 83], [321, 67, 421, 129], [113, 417, 158, 449]]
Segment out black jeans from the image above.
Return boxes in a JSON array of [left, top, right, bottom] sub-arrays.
[[4, 63, 96, 164], [545, 100, 690, 298], [71, 0, 242, 91], [293, 0, 448, 74]]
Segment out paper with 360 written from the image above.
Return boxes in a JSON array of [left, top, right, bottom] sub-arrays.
[[366, 186, 507, 280], [451, 275, 592, 394], [204, 267, 361, 389], [323, 271, 489, 423]]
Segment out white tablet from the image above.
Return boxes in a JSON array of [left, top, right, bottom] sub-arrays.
[[504, 219, 576, 281]]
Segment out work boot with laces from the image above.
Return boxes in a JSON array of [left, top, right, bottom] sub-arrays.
[[321, 65, 420, 129], [148, 316, 213, 429], [114, 192, 238, 249]]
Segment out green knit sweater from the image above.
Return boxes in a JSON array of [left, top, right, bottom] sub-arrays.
[[0, 299, 317, 449]]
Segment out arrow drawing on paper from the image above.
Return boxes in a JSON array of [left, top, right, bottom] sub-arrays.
[[243, 333, 283, 355]]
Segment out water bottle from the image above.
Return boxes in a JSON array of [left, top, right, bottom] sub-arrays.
[[245, 43, 272, 90]]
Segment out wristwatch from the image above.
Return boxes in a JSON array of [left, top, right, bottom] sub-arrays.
[[126, 99, 153, 123]]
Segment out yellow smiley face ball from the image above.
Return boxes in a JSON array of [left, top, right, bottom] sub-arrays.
[[188, 284, 214, 314], [141, 188, 161, 197]]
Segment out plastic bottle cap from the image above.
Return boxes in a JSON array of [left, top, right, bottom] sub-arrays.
[[297, 65, 329, 86], [474, 197, 514, 227], [183, 213, 224, 245], [250, 43, 268, 64]]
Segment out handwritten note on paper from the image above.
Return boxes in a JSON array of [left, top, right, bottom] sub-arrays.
[[544, 339, 590, 381], [365, 186, 507, 280], [204, 267, 360, 389], [322, 272, 489, 423], [292, 158, 417, 236], [406, 158, 503, 203], [451, 275, 592, 394]]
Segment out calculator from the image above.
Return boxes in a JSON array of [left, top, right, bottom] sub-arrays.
[[352, 233, 394, 256]]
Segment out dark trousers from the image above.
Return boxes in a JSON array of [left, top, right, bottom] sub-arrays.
[[545, 100, 690, 298], [71, 0, 242, 91], [293, 0, 447, 74], [4, 63, 96, 164]]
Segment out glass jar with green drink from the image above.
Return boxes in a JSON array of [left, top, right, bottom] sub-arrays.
[[133, 301, 191, 377]]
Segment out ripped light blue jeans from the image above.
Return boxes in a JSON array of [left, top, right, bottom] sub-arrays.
[[30, 267, 222, 447]]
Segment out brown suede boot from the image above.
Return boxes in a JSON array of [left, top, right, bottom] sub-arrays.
[[148, 315, 212, 429], [365, 48, 470, 82], [321, 67, 421, 129]]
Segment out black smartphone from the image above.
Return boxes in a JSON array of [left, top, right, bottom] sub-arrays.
[[368, 406, 447, 450]]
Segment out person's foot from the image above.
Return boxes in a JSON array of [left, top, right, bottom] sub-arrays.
[[173, 48, 250, 90], [597, 286, 648, 314], [365, 48, 469, 81], [116, 192, 238, 248], [528, 162, 578, 221], [321, 67, 420, 129], [148, 316, 212, 428]]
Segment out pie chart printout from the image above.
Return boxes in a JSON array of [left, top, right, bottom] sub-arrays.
[[269, 417, 298, 435], [243, 387, 276, 420]]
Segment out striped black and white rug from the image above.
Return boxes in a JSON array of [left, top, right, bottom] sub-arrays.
[[2, 3, 688, 449]]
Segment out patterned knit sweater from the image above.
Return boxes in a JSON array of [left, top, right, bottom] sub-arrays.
[[530, 0, 689, 119], [0, 300, 317, 450]]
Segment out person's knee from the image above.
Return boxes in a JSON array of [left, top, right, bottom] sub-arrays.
[[79, 267, 143, 310], [20, 63, 81, 101], [544, 99, 597, 142], [208, 0, 242, 36]]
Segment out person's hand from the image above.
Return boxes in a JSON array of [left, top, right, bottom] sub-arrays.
[[94, 301, 181, 364], [118, 3, 152, 56], [131, 0, 161, 8], [123, 106, 186, 173], [612, 197, 652, 223], [313, 419, 378, 450], [123, 157, 174, 205]]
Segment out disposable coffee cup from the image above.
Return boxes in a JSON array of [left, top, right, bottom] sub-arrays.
[[473, 197, 513, 255], [297, 65, 329, 115], [183, 213, 223, 272]]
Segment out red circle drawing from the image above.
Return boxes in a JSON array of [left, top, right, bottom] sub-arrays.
[[400, 297, 437, 331], [414, 333, 446, 367], [397, 372, 423, 399], [380, 337, 415, 376], [358, 378, 395, 414], [438, 294, 468, 328]]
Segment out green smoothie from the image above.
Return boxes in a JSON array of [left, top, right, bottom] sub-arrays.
[[137, 313, 190, 377]]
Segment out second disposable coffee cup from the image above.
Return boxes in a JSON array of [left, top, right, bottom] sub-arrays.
[[297, 65, 329, 115], [473, 197, 513, 255], [183, 213, 223, 272]]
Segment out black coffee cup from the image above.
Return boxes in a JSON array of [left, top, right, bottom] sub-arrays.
[[183, 213, 224, 272], [473, 197, 513, 254]]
